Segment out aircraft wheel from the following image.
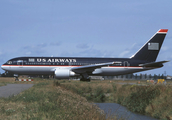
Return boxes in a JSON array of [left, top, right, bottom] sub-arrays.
[[15, 77, 19, 81], [80, 78, 90, 82]]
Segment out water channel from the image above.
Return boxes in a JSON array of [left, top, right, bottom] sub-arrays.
[[95, 103, 157, 120]]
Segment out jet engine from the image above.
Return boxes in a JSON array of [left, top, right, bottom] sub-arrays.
[[54, 69, 77, 79]]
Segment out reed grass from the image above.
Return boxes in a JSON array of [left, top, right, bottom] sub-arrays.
[[1, 78, 172, 119], [0, 79, 111, 120], [60, 80, 172, 119]]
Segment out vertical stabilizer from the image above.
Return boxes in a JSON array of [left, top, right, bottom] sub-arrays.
[[131, 29, 168, 62]]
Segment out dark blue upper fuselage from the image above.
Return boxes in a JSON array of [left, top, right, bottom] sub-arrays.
[[3, 57, 145, 67]]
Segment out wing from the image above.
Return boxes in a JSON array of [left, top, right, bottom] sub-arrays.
[[71, 62, 118, 74], [139, 60, 169, 67]]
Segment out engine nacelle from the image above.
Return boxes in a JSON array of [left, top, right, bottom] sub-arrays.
[[54, 69, 77, 79]]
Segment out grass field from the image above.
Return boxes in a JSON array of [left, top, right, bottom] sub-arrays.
[[0, 78, 116, 120], [0, 77, 172, 120], [60, 79, 172, 119]]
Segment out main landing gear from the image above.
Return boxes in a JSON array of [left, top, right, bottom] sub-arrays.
[[80, 73, 91, 82]]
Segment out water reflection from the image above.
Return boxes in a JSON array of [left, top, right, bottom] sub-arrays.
[[95, 103, 157, 120]]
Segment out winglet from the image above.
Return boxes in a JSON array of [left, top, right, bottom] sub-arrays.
[[158, 29, 168, 33]]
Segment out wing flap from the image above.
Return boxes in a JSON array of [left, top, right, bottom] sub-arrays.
[[139, 60, 169, 67], [71, 62, 116, 74]]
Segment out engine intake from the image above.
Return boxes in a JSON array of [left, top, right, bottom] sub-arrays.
[[54, 69, 76, 79]]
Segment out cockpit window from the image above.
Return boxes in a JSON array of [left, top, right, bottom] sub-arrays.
[[7, 61, 12, 64]]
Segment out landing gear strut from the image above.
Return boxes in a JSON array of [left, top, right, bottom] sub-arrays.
[[14, 74, 19, 81], [80, 73, 91, 82], [15, 77, 19, 81]]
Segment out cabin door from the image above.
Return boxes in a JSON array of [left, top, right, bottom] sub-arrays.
[[17, 60, 23, 68], [124, 61, 129, 68]]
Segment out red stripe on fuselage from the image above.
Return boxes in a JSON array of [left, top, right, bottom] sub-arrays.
[[1, 65, 143, 68]]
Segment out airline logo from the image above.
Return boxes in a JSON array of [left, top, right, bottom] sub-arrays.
[[29, 58, 77, 63]]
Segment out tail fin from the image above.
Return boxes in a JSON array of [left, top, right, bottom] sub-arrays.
[[130, 29, 168, 62]]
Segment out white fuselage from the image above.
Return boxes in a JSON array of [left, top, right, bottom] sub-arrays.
[[1, 64, 150, 76]]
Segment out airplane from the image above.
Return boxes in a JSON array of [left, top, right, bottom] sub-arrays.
[[1, 29, 169, 81]]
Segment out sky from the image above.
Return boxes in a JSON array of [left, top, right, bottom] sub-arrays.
[[0, 0, 172, 75]]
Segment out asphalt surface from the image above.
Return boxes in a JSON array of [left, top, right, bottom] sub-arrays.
[[0, 84, 34, 98]]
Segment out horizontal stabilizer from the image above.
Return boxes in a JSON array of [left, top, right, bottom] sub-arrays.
[[139, 60, 169, 67]]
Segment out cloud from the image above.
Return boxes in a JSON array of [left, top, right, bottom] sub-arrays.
[[50, 41, 62, 46], [166, 35, 172, 40], [77, 46, 113, 57], [22, 42, 63, 56], [22, 43, 48, 56], [58, 45, 110, 58], [23, 43, 47, 49], [37, 43, 47, 47], [161, 46, 169, 51], [25, 52, 32, 55], [75, 44, 113, 57], [119, 51, 130, 57], [76, 43, 90, 49], [80, 49, 102, 57], [119, 43, 137, 57]]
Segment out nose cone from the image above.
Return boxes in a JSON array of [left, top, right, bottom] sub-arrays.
[[1, 64, 6, 71]]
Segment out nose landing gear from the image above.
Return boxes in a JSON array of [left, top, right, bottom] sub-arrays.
[[14, 74, 19, 81]]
